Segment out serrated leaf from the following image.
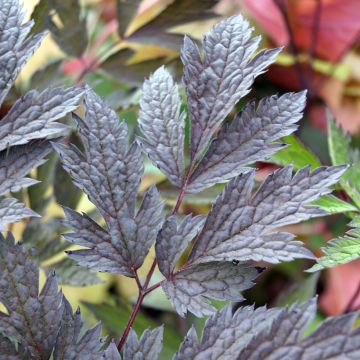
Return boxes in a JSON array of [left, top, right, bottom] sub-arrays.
[[54, 297, 104, 359], [127, 0, 219, 49], [103, 341, 122, 360], [162, 262, 260, 317], [156, 214, 205, 278], [327, 114, 360, 208], [55, 88, 164, 276], [308, 215, 360, 271], [0, 140, 52, 196], [311, 194, 357, 214], [0, 0, 44, 106], [174, 304, 281, 360], [45, 257, 103, 287], [122, 327, 163, 360], [0, 87, 83, 152], [0, 334, 29, 359], [0, 197, 39, 231], [138, 66, 186, 188], [237, 299, 360, 360], [188, 165, 347, 265], [182, 15, 280, 162], [270, 134, 321, 171], [0, 233, 62, 359], [187, 92, 306, 193], [0, 140, 58, 229]]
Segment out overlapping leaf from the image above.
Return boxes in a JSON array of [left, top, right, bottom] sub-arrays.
[[53, 297, 104, 359], [187, 92, 306, 192], [175, 299, 360, 359], [174, 304, 281, 360], [122, 327, 163, 360], [162, 262, 260, 317], [138, 66, 186, 187], [182, 15, 280, 162], [156, 214, 205, 278], [237, 300, 360, 359], [0, 233, 62, 359], [188, 165, 347, 265], [55, 88, 164, 277]]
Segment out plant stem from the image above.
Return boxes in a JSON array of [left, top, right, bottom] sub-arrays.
[[117, 161, 196, 352]]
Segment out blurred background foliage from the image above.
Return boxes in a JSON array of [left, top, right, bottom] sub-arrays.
[[7, 0, 360, 357]]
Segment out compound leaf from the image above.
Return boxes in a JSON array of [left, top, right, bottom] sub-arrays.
[[122, 327, 163, 360], [182, 15, 280, 162], [0, 233, 62, 360], [188, 165, 347, 265], [55, 88, 164, 276], [162, 262, 260, 317], [138, 66, 186, 188], [187, 92, 306, 193]]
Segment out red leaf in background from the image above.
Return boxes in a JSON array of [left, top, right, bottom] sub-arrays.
[[244, 0, 360, 61], [320, 260, 360, 315]]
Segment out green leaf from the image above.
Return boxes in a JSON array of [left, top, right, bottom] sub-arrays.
[[270, 134, 321, 171], [83, 301, 182, 359], [308, 215, 360, 272], [327, 114, 360, 208], [311, 195, 357, 214]]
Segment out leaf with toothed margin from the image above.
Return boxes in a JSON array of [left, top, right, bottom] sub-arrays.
[[0, 197, 39, 231], [187, 92, 306, 193], [0, 334, 29, 359], [182, 15, 281, 162], [103, 341, 121, 360], [0, 0, 45, 106], [188, 165, 347, 265], [54, 296, 105, 360], [155, 214, 205, 279], [122, 327, 163, 360], [174, 303, 281, 360], [0, 140, 53, 196], [138, 66, 186, 188], [0, 87, 83, 152], [55, 88, 164, 276], [0, 140, 58, 229], [237, 299, 360, 360], [175, 298, 360, 359], [162, 262, 260, 317], [0, 232, 62, 360]]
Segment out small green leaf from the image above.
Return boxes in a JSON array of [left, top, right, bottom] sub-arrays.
[[270, 134, 321, 171], [311, 195, 357, 214], [308, 215, 360, 272]]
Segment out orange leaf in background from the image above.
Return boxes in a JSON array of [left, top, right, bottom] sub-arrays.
[[320, 260, 360, 315], [244, 0, 360, 61]]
